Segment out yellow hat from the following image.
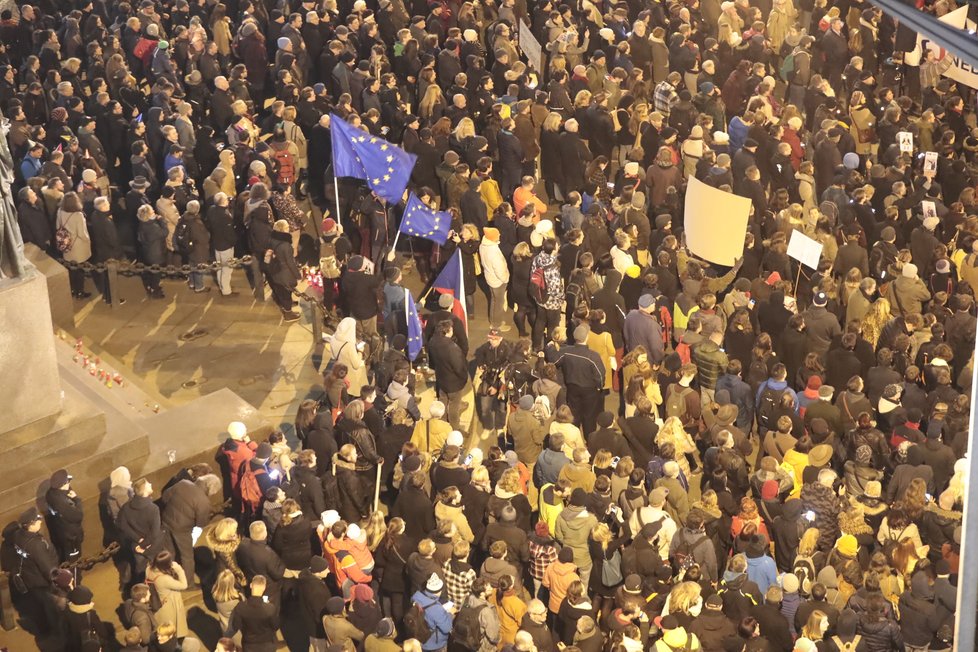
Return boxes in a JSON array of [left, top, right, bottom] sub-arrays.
[[625, 265, 641, 279], [836, 534, 858, 557]]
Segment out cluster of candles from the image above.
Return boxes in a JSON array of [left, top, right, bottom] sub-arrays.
[[71, 338, 124, 389]]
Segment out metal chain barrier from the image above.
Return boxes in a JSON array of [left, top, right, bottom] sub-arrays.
[[60, 256, 255, 278], [58, 542, 121, 572]]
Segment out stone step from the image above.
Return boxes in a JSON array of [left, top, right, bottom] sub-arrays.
[[0, 384, 106, 472]]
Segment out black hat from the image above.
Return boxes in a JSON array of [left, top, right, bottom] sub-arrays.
[[593, 49, 606, 59], [326, 596, 345, 614], [310, 555, 329, 574], [569, 488, 587, 507], [624, 574, 642, 593], [597, 411, 614, 428], [18, 507, 41, 526], [558, 547, 575, 563], [402, 454, 423, 473], [744, 138, 758, 148], [50, 469, 71, 487], [68, 586, 94, 606]]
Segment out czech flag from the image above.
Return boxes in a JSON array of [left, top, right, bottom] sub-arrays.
[[431, 249, 467, 333]]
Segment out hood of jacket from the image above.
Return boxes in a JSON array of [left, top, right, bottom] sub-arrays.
[[558, 505, 594, 533]]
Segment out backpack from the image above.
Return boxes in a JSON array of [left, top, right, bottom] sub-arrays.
[[320, 239, 342, 279], [404, 601, 433, 643], [451, 602, 487, 651], [529, 265, 547, 303], [173, 219, 194, 256], [238, 463, 267, 512], [675, 337, 691, 365], [831, 635, 862, 651], [672, 533, 708, 579], [55, 225, 73, 254], [664, 385, 693, 421], [779, 51, 796, 82], [273, 147, 297, 185], [792, 554, 817, 596], [757, 385, 784, 430], [848, 28, 863, 54], [657, 303, 673, 348], [601, 548, 624, 587]]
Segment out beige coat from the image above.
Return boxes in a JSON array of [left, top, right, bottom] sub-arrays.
[[434, 500, 475, 542], [56, 209, 91, 262], [146, 562, 189, 637]]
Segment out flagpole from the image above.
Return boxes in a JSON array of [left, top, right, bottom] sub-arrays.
[[333, 174, 342, 224], [386, 229, 401, 262], [404, 288, 412, 371], [457, 249, 468, 333]]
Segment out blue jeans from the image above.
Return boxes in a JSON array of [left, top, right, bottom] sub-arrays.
[[189, 271, 205, 290]]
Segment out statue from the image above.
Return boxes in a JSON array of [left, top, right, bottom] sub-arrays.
[[0, 117, 30, 279]]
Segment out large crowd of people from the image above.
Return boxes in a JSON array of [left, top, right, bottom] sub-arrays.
[[2, 0, 978, 649]]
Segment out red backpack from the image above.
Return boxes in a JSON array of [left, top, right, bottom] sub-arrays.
[[675, 335, 691, 365], [238, 463, 267, 512], [273, 148, 296, 185]]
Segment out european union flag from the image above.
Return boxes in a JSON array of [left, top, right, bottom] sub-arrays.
[[400, 192, 451, 245], [330, 114, 417, 203], [405, 289, 424, 362]]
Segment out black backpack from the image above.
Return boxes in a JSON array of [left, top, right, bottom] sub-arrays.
[[451, 602, 486, 651], [173, 218, 194, 256], [403, 601, 433, 642], [672, 533, 708, 579], [757, 385, 784, 430]]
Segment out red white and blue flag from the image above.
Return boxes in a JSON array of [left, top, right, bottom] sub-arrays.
[[431, 249, 467, 333]]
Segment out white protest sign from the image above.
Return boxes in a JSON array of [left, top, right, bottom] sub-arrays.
[[518, 20, 544, 73], [913, 6, 978, 89], [922, 201, 937, 220], [684, 176, 750, 266], [787, 229, 823, 270], [897, 132, 913, 153], [924, 151, 939, 173]]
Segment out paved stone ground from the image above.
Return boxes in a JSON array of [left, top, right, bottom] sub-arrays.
[[0, 251, 491, 651]]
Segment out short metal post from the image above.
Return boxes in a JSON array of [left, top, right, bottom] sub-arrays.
[[250, 257, 265, 301], [106, 260, 120, 309]]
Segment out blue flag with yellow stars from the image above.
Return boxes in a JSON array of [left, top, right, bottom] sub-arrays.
[[405, 288, 423, 362], [330, 114, 417, 203], [399, 192, 451, 245]]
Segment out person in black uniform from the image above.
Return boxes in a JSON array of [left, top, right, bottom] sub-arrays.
[[9, 507, 59, 633], [44, 468, 84, 562]]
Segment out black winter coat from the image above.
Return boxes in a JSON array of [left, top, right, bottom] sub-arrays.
[[341, 270, 382, 320], [89, 211, 124, 262], [428, 333, 469, 393], [160, 479, 211, 533], [11, 527, 59, 589], [205, 204, 237, 251], [390, 487, 435, 541], [294, 465, 327, 518], [271, 516, 315, 571], [116, 495, 165, 556], [137, 217, 167, 265], [297, 569, 332, 637], [45, 487, 84, 544], [267, 230, 300, 287], [235, 539, 286, 595]]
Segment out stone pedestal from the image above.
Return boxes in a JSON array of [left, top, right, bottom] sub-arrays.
[[23, 243, 74, 329], [0, 270, 61, 432]]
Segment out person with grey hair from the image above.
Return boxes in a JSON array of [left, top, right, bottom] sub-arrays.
[[89, 194, 127, 305], [161, 469, 222, 589], [176, 199, 212, 293], [205, 191, 239, 297]]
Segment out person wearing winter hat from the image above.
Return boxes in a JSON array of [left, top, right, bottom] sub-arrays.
[[886, 261, 931, 316], [555, 486, 599, 581], [410, 573, 454, 650], [66, 585, 112, 649], [366, 618, 399, 652], [655, 614, 701, 652]]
